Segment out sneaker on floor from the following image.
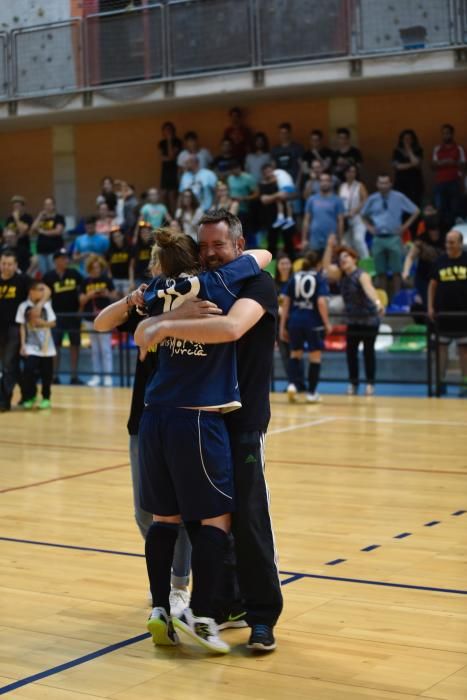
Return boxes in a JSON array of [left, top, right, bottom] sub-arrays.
[[282, 216, 295, 230], [147, 606, 179, 646], [247, 624, 276, 652], [272, 215, 285, 229], [173, 608, 230, 654], [70, 376, 84, 386], [216, 608, 248, 631], [287, 383, 297, 403], [38, 398, 51, 410], [169, 587, 190, 618], [103, 376, 113, 387], [347, 384, 357, 396], [306, 392, 321, 404], [22, 398, 36, 409], [87, 375, 100, 387], [365, 384, 375, 396]]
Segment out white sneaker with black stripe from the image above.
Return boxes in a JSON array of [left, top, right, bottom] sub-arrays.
[[173, 607, 230, 654]]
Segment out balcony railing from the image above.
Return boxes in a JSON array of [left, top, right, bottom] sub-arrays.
[[0, 0, 464, 101]]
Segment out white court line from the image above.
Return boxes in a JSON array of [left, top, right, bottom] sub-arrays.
[[337, 415, 467, 428], [269, 417, 336, 435]]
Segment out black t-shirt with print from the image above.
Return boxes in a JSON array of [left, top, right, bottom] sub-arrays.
[[4, 214, 34, 271], [431, 252, 467, 333], [134, 242, 152, 280], [0, 272, 30, 325], [43, 268, 83, 314], [119, 309, 159, 435], [80, 275, 115, 315], [224, 271, 278, 434], [259, 181, 279, 229], [36, 214, 66, 254], [302, 147, 334, 169], [107, 244, 133, 279]]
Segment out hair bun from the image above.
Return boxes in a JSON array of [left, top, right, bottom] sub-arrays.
[[154, 228, 178, 248]]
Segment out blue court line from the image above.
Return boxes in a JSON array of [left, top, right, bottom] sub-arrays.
[[394, 532, 412, 539], [0, 632, 150, 696], [424, 521, 441, 527], [281, 573, 305, 586], [361, 544, 381, 552], [0, 537, 145, 558], [279, 570, 467, 596], [325, 558, 346, 565]]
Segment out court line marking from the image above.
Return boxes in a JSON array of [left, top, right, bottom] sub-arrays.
[[0, 438, 127, 454], [1, 536, 465, 596], [0, 463, 129, 494], [266, 458, 467, 477], [268, 416, 336, 435]]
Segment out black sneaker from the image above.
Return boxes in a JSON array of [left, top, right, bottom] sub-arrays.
[[70, 376, 84, 385], [247, 624, 276, 652], [216, 608, 248, 630]]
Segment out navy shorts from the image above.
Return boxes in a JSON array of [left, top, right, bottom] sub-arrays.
[[138, 406, 234, 521], [288, 322, 324, 352]]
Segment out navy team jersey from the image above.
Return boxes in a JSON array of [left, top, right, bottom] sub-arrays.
[[285, 269, 329, 329], [143, 254, 260, 410]]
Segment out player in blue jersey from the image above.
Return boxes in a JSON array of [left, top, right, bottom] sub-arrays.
[[279, 250, 331, 403], [135, 227, 271, 654]]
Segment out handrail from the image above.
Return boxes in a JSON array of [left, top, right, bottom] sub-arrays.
[[0, 0, 464, 101]]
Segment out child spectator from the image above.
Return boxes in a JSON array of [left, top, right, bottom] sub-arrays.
[[140, 188, 172, 230], [16, 282, 56, 409]]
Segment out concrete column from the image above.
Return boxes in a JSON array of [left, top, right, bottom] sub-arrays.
[[52, 125, 77, 226], [328, 97, 359, 144]]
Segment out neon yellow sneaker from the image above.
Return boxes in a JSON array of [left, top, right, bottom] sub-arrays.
[[23, 398, 37, 409], [38, 399, 51, 409]]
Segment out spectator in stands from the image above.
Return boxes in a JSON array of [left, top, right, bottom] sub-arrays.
[[140, 187, 172, 230], [179, 156, 217, 212], [339, 164, 369, 259], [43, 249, 83, 386], [361, 174, 420, 295], [392, 129, 424, 209], [332, 128, 363, 182], [428, 229, 467, 396], [302, 129, 333, 178], [73, 215, 109, 274], [274, 254, 293, 379], [302, 159, 340, 200], [117, 182, 139, 235], [97, 176, 118, 212], [95, 202, 117, 237], [402, 225, 443, 308], [416, 202, 441, 239], [214, 181, 239, 215], [107, 226, 134, 296], [31, 196, 66, 276], [79, 254, 117, 387], [16, 281, 56, 410], [212, 138, 237, 180], [301, 172, 345, 255], [259, 163, 295, 260], [177, 131, 212, 171], [4, 196, 33, 274], [245, 132, 271, 184], [271, 122, 304, 183], [327, 239, 383, 396], [227, 161, 258, 246], [0, 250, 29, 411], [223, 106, 253, 163], [133, 220, 154, 286], [158, 121, 182, 215], [432, 124, 466, 231], [175, 189, 203, 241]]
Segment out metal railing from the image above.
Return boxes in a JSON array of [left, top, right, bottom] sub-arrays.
[[1, 0, 464, 100], [50, 310, 466, 398]]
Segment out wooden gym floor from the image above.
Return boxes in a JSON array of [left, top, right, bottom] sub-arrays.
[[0, 387, 466, 699]]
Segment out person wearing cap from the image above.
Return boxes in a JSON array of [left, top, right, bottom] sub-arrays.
[[73, 216, 110, 275], [133, 220, 154, 287], [43, 249, 84, 385], [4, 196, 34, 274]]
